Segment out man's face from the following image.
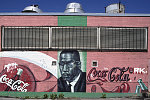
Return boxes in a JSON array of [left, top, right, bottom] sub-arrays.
[[59, 52, 80, 82]]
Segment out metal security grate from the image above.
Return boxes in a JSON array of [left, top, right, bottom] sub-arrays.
[[100, 27, 147, 51], [51, 27, 98, 50], [2, 26, 49, 50], [1, 26, 148, 51]]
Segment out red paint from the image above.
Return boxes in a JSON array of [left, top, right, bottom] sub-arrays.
[[87, 68, 108, 82], [86, 52, 148, 93], [101, 82, 130, 93], [0, 56, 57, 92], [0, 65, 36, 92]]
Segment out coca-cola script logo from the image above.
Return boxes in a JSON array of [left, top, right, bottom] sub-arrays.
[[0, 63, 36, 92], [87, 68, 108, 82], [87, 67, 131, 83], [87, 67, 131, 93], [0, 74, 29, 92]]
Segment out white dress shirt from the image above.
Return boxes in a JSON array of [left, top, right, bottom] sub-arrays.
[[66, 73, 81, 92]]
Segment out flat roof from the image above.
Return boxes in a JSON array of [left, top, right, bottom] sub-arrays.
[[0, 12, 150, 17]]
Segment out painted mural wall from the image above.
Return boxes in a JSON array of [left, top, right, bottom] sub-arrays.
[[0, 51, 58, 92], [86, 52, 148, 93], [0, 51, 148, 93], [0, 15, 149, 93]]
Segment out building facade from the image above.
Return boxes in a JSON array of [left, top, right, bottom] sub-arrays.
[[0, 12, 149, 93]]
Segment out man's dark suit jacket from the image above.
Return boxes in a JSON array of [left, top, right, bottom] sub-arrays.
[[58, 72, 86, 92]]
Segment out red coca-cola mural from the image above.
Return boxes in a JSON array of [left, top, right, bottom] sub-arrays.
[[87, 67, 131, 93], [86, 51, 148, 93], [87, 62, 148, 93], [87, 67, 148, 93], [0, 51, 57, 92]]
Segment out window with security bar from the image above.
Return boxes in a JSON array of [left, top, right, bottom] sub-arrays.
[[51, 27, 98, 49], [2, 26, 49, 50], [1, 26, 148, 51], [100, 27, 147, 51]]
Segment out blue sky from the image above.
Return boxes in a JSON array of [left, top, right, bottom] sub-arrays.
[[0, 0, 150, 13]]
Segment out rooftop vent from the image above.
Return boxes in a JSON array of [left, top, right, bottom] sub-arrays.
[[64, 2, 84, 13], [105, 3, 125, 13], [22, 5, 42, 13]]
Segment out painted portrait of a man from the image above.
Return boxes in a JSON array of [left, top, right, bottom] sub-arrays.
[[58, 50, 86, 92]]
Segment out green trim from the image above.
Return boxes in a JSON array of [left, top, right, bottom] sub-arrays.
[[0, 92, 142, 98], [58, 16, 87, 26], [80, 51, 87, 72]]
